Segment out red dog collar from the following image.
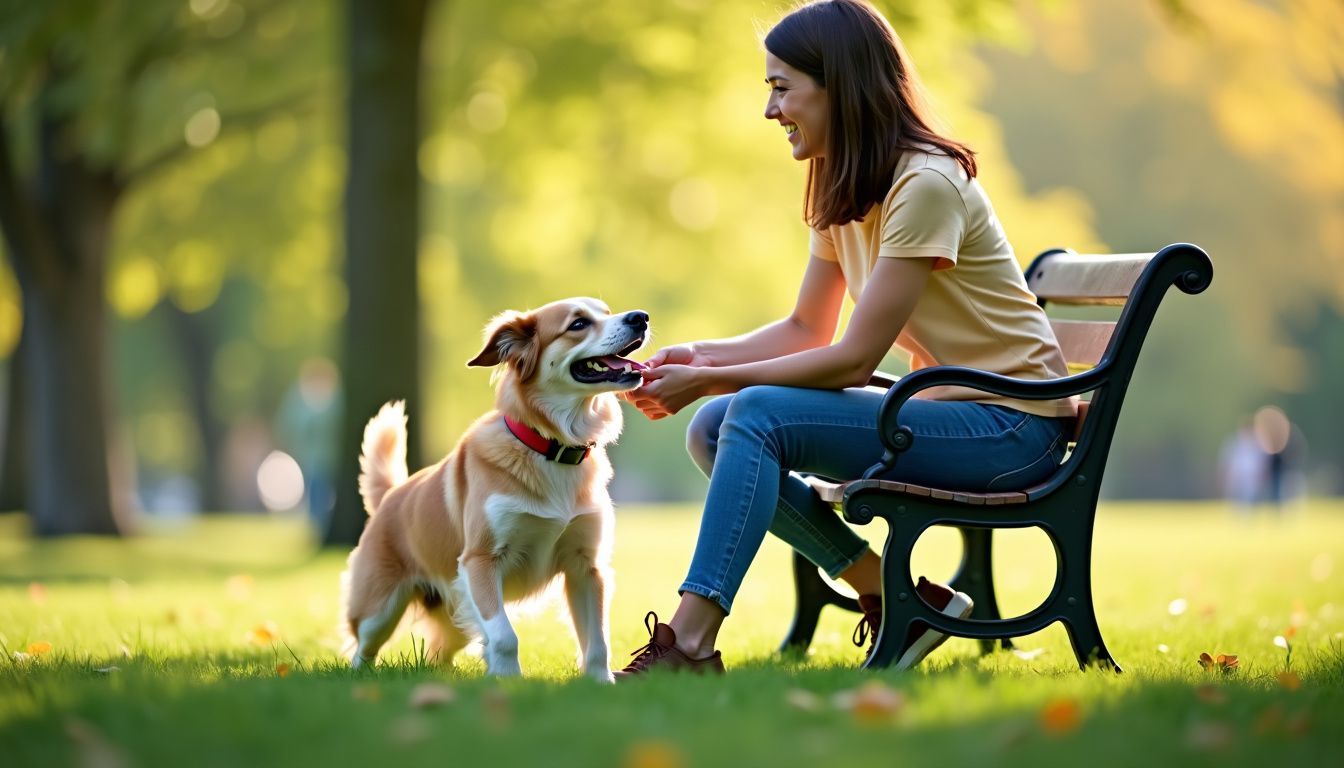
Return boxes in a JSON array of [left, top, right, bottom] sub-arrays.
[[503, 415, 592, 465]]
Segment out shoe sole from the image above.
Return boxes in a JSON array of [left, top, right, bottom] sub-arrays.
[[893, 591, 974, 671]]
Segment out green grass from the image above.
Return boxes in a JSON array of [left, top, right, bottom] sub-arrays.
[[2, 501, 1342, 767]]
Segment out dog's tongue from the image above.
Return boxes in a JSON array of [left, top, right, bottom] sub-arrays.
[[599, 355, 644, 371]]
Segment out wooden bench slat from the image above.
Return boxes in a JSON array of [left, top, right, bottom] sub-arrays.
[[1028, 253, 1151, 306], [1051, 319, 1115, 369], [802, 476, 1030, 506]]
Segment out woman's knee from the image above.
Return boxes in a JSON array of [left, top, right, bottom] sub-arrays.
[[685, 395, 733, 475], [718, 385, 797, 439]]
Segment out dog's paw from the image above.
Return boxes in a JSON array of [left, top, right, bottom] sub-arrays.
[[586, 668, 616, 684]]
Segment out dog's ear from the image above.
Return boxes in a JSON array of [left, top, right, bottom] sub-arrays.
[[468, 311, 541, 379]]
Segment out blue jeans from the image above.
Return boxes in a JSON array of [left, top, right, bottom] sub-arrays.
[[680, 385, 1068, 614]]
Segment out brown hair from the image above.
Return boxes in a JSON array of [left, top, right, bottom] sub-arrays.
[[764, 0, 977, 229]]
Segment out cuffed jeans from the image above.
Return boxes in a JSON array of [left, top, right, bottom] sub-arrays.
[[679, 385, 1068, 614]]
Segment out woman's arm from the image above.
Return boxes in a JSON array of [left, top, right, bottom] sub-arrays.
[[638, 257, 932, 416]]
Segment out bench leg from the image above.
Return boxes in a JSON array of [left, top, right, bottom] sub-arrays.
[[780, 549, 861, 654], [1062, 606, 1121, 672], [948, 527, 1014, 654]]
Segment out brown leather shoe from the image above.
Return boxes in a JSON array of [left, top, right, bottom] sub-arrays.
[[852, 593, 883, 660], [851, 577, 974, 669], [614, 612, 725, 678]]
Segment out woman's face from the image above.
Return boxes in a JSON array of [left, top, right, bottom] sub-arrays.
[[764, 52, 829, 161]]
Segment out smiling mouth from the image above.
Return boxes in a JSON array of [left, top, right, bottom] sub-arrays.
[[570, 338, 646, 384]]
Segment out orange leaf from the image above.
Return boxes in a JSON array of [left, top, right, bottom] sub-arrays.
[[1276, 671, 1301, 691], [1040, 698, 1083, 735], [246, 622, 279, 645], [623, 740, 684, 768], [276, 663, 291, 678], [1197, 651, 1238, 673], [26, 641, 52, 656]]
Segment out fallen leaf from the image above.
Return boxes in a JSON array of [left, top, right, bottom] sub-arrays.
[[623, 740, 684, 768], [784, 688, 822, 712], [1039, 698, 1082, 735], [408, 682, 456, 709], [1276, 671, 1301, 691], [275, 663, 291, 678], [246, 622, 279, 645], [833, 681, 905, 725], [1197, 652, 1238, 674]]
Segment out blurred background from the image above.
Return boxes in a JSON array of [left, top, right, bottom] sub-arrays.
[[0, 0, 1339, 542]]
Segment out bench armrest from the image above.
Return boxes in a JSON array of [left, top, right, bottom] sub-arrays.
[[864, 364, 1110, 480]]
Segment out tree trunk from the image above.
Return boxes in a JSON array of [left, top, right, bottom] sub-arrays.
[[0, 105, 126, 536], [324, 0, 429, 546], [23, 234, 121, 535], [0, 323, 30, 512], [161, 301, 227, 512]]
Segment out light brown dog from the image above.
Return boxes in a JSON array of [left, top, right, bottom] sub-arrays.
[[343, 298, 648, 681]]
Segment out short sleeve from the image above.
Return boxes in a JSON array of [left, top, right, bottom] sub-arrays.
[[879, 169, 967, 270], [809, 226, 838, 262]]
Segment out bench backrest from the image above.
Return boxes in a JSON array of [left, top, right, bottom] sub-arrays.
[[1022, 244, 1213, 496]]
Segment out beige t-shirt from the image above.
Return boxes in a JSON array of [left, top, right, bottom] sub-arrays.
[[810, 148, 1076, 419]]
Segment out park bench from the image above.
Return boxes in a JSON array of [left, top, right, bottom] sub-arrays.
[[781, 242, 1214, 672]]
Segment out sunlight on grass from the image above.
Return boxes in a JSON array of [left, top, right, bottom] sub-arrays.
[[1, 501, 1341, 766]]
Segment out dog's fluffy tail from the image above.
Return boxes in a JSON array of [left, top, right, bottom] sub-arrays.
[[359, 401, 409, 516]]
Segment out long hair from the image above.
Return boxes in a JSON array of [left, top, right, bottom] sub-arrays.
[[764, 0, 977, 229]]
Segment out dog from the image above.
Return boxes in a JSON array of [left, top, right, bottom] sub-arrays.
[[342, 298, 648, 681]]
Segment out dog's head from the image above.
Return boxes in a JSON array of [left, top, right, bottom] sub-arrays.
[[467, 298, 650, 397]]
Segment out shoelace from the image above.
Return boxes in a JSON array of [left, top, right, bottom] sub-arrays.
[[852, 611, 881, 653], [623, 611, 672, 671]]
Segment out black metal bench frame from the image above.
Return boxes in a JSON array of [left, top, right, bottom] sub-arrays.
[[780, 243, 1214, 671]]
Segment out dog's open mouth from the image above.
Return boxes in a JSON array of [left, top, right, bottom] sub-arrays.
[[571, 339, 646, 384]]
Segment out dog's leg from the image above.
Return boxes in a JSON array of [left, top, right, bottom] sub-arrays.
[[460, 552, 521, 676], [349, 583, 413, 669], [558, 517, 613, 683], [422, 605, 472, 667], [563, 560, 613, 682]]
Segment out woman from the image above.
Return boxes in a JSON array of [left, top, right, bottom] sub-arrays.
[[619, 0, 1074, 675]]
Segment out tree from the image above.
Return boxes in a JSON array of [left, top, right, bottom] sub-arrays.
[[0, 1, 321, 533], [323, 0, 431, 546]]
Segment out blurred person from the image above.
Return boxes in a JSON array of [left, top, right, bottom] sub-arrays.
[[618, 0, 1074, 675], [1253, 405, 1307, 511], [276, 358, 342, 531], [1219, 419, 1267, 512]]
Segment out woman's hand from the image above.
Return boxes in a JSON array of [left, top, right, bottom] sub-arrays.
[[626, 364, 715, 420], [644, 343, 711, 369]]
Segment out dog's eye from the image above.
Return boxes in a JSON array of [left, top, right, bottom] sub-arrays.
[[567, 317, 591, 332]]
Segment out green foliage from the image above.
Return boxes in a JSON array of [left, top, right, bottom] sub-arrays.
[[1, 502, 1342, 765]]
